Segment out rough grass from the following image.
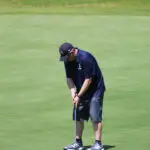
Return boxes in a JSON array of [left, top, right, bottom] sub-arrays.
[[0, 0, 150, 15], [1, 0, 150, 5]]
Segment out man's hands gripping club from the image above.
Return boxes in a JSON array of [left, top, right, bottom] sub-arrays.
[[73, 94, 80, 108], [67, 77, 92, 107]]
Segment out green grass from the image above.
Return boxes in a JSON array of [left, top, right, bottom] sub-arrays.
[[0, 15, 150, 150], [0, 0, 150, 15], [1, 0, 150, 5]]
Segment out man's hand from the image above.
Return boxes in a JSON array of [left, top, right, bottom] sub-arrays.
[[73, 95, 80, 108], [71, 90, 77, 99]]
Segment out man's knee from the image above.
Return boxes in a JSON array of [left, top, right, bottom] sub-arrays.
[[90, 98, 103, 122]]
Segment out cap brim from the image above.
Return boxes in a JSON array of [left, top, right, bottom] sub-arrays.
[[59, 56, 65, 61], [59, 55, 68, 62]]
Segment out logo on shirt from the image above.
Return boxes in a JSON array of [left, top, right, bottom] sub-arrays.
[[78, 64, 82, 70]]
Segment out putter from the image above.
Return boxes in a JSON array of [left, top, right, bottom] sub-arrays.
[[74, 105, 85, 150], [63, 99, 77, 150], [74, 105, 77, 142], [64, 102, 84, 150]]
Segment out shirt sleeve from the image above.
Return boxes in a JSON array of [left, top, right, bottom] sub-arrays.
[[82, 59, 96, 79], [64, 63, 72, 78]]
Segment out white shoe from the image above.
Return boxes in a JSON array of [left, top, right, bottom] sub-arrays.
[[64, 141, 84, 150], [87, 143, 104, 150]]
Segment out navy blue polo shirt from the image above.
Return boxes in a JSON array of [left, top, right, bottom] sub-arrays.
[[64, 49, 106, 100]]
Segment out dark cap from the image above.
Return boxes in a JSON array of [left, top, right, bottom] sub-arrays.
[[59, 42, 74, 61]]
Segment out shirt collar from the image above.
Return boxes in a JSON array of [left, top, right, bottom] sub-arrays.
[[76, 49, 81, 62]]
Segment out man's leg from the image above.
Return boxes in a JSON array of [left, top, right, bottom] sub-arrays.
[[64, 106, 86, 150], [75, 101, 89, 141], [64, 120, 84, 150], [92, 121, 102, 141], [88, 96, 104, 150], [76, 120, 84, 139]]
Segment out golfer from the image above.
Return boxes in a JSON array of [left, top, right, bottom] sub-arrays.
[[59, 42, 106, 150]]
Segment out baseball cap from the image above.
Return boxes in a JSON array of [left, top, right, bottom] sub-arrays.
[[59, 42, 74, 61]]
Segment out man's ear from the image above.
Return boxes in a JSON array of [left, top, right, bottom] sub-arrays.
[[70, 48, 76, 54]]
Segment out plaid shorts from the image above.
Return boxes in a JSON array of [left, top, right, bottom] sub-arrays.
[[73, 94, 104, 122]]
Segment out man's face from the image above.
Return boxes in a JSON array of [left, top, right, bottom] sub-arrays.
[[60, 48, 76, 62], [67, 49, 76, 62], [67, 53, 76, 62]]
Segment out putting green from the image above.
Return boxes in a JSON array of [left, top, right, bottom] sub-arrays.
[[0, 15, 150, 150]]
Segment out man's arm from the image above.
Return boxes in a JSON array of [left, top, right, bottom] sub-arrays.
[[77, 78, 92, 98], [74, 59, 94, 106], [78, 59, 94, 98], [73, 78, 92, 106], [67, 78, 77, 99], [64, 62, 77, 99]]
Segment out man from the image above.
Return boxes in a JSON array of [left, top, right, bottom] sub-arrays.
[[59, 42, 106, 150]]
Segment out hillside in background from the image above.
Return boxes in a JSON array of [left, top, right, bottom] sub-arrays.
[[0, 0, 150, 15], [0, 0, 150, 6]]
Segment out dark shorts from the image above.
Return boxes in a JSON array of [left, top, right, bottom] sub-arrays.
[[73, 94, 104, 122]]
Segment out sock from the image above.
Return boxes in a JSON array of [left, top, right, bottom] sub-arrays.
[[76, 138, 82, 144], [95, 140, 101, 145]]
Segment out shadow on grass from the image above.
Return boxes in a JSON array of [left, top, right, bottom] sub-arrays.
[[84, 145, 116, 150]]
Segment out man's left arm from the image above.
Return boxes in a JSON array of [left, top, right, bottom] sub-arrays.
[[73, 78, 92, 106], [73, 59, 95, 106], [77, 78, 92, 98]]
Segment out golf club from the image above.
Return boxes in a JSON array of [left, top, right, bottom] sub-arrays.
[[74, 105, 77, 142], [63, 99, 77, 150]]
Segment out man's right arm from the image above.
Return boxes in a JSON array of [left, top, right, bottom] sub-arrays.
[[67, 78, 77, 99], [64, 63, 76, 99]]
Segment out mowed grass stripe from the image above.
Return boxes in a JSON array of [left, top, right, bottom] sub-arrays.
[[0, 15, 150, 150]]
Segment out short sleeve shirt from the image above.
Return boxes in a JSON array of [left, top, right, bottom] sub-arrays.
[[64, 50, 106, 99]]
